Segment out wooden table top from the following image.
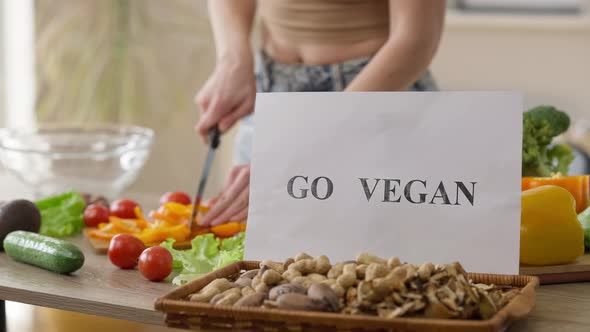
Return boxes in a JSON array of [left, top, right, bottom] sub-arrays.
[[511, 281, 590, 331], [0, 235, 173, 326], [0, 176, 589, 331], [1, 234, 589, 331]]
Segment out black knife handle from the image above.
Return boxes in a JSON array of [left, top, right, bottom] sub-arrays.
[[209, 125, 221, 149]]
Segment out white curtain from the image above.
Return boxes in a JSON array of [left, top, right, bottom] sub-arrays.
[[0, 0, 36, 128]]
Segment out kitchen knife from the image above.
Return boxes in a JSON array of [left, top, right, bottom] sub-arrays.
[[189, 125, 221, 231]]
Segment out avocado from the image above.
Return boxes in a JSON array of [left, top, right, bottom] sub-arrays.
[[0, 199, 41, 250]]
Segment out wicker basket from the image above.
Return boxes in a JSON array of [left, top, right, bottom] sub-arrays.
[[155, 261, 539, 332]]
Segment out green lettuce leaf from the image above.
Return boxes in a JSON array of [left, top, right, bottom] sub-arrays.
[[161, 232, 246, 285], [215, 232, 245, 269], [221, 232, 245, 251], [214, 248, 244, 270], [35, 191, 86, 237]]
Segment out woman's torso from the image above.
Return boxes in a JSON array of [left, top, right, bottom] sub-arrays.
[[258, 0, 390, 65]]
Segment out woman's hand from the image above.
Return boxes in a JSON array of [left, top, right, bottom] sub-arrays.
[[195, 59, 256, 141], [196, 0, 256, 141], [200, 164, 251, 226]]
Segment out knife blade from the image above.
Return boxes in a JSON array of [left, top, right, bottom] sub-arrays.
[[189, 125, 221, 230]]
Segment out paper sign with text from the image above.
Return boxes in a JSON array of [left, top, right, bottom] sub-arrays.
[[244, 92, 522, 274]]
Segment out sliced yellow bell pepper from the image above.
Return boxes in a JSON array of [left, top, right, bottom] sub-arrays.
[[166, 202, 191, 216], [521, 185, 585, 265], [109, 217, 142, 233], [133, 206, 149, 228], [88, 197, 237, 246], [211, 222, 245, 238], [149, 211, 178, 225], [136, 223, 190, 244], [87, 229, 115, 240]]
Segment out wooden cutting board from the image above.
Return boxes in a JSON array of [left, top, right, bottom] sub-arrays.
[[83, 228, 193, 254], [520, 253, 590, 284]]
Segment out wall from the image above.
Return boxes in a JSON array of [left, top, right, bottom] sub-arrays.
[[431, 12, 590, 121]]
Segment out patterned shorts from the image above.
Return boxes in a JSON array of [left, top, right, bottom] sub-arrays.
[[233, 50, 439, 164]]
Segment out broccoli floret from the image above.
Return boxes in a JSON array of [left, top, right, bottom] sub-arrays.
[[522, 105, 574, 177], [547, 144, 576, 175]]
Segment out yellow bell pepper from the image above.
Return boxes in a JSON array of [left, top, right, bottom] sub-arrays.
[[522, 174, 589, 213], [521, 185, 585, 265]]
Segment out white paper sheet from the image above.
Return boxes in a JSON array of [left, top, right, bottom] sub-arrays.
[[245, 92, 522, 274]]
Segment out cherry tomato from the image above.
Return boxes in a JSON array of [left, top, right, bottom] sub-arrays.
[[83, 204, 110, 227], [108, 234, 146, 269], [110, 199, 139, 219], [138, 246, 173, 282], [159, 191, 191, 206]]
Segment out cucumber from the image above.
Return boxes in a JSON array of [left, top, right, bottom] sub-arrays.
[[3, 230, 85, 274]]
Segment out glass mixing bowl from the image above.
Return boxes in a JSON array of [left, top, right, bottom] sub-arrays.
[[0, 124, 154, 199]]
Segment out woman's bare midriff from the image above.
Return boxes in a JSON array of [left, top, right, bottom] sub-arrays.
[[262, 34, 388, 65]]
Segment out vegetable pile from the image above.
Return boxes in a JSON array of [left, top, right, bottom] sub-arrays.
[[188, 252, 519, 320], [88, 202, 193, 245], [81, 190, 248, 283], [520, 105, 590, 258], [105, 231, 245, 284], [87, 193, 245, 246], [1, 197, 85, 274], [107, 233, 173, 282]]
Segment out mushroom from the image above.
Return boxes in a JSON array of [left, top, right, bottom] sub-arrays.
[[424, 291, 459, 318], [268, 283, 306, 301], [477, 289, 498, 320], [379, 302, 416, 318], [308, 283, 341, 312]]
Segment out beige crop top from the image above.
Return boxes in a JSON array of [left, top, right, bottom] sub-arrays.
[[258, 0, 390, 43]]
